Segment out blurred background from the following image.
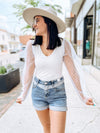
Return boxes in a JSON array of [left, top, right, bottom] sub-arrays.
[[0, 0, 100, 98], [0, 0, 100, 73], [0, 1, 100, 133]]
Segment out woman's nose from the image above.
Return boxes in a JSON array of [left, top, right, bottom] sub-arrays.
[[32, 24, 37, 31]]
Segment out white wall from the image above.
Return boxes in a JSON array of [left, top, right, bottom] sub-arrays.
[[76, 0, 95, 27], [0, 30, 20, 52], [70, 0, 79, 5], [0, 31, 8, 45]]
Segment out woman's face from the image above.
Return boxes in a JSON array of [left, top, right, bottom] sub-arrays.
[[33, 16, 47, 36]]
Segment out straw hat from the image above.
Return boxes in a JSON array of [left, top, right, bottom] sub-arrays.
[[23, 6, 66, 33]]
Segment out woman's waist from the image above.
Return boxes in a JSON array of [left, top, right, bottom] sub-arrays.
[[33, 76, 64, 90], [35, 70, 63, 81]]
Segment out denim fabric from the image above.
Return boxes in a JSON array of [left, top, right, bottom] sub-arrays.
[[31, 76, 67, 111]]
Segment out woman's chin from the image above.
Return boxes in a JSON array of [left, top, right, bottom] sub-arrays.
[[36, 33, 42, 36], [36, 31, 43, 36], [36, 32, 40, 35]]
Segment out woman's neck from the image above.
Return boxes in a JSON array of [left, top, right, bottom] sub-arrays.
[[42, 34, 48, 47]]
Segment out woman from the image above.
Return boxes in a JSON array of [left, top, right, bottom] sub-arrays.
[[16, 6, 94, 133]]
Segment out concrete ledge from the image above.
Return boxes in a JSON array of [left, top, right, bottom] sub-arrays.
[[82, 59, 92, 65], [90, 66, 100, 81]]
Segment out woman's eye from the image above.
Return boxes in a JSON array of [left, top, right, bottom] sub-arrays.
[[36, 18, 40, 23]]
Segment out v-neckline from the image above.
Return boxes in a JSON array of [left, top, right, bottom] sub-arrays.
[[39, 45, 56, 57]]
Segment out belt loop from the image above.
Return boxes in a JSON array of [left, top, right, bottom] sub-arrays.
[[36, 77, 39, 86], [52, 81, 54, 87], [37, 78, 39, 84]]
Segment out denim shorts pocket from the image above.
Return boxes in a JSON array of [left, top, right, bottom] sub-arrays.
[[32, 82, 38, 89], [55, 82, 65, 92]]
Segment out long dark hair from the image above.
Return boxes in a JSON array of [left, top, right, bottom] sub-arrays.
[[32, 16, 62, 50]]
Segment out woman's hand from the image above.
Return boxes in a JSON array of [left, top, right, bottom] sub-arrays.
[[16, 97, 23, 104], [83, 97, 94, 105], [16, 94, 24, 104]]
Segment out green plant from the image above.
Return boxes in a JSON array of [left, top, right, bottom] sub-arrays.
[[7, 64, 14, 70], [0, 66, 7, 74], [6, 64, 14, 73]]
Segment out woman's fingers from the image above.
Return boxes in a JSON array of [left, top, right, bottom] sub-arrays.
[[85, 98, 94, 105], [16, 97, 22, 104]]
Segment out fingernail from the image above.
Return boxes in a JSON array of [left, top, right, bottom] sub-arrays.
[[93, 104, 96, 106]]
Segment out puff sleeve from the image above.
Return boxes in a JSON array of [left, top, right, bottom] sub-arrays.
[[19, 40, 35, 101], [63, 39, 89, 102]]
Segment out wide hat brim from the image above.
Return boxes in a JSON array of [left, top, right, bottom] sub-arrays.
[[23, 7, 66, 33]]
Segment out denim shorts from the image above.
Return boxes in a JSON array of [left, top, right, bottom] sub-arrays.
[[31, 76, 67, 111]]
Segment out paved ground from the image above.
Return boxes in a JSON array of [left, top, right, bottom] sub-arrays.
[[0, 83, 22, 118], [0, 60, 24, 118], [0, 65, 100, 133]]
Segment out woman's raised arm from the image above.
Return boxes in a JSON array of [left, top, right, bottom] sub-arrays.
[[16, 40, 35, 104], [63, 39, 94, 105]]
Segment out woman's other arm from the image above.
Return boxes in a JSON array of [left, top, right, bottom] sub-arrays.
[[16, 40, 35, 104], [63, 40, 94, 105]]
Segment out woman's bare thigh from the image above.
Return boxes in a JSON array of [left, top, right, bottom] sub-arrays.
[[36, 109, 50, 129], [50, 110, 66, 133]]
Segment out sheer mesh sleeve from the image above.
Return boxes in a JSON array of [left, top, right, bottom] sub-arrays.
[[19, 40, 35, 101], [63, 39, 89, 102]]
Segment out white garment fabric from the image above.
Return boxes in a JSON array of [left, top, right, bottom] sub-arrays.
[[32, 41, 64, 81], [63, 39, 89, 101], [20, 39, 89, 101]]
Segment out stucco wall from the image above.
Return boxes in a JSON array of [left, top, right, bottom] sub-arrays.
[[76, 0, 95, 27]]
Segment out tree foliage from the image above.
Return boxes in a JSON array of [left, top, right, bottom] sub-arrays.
[[13, 0, 63, 33]]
